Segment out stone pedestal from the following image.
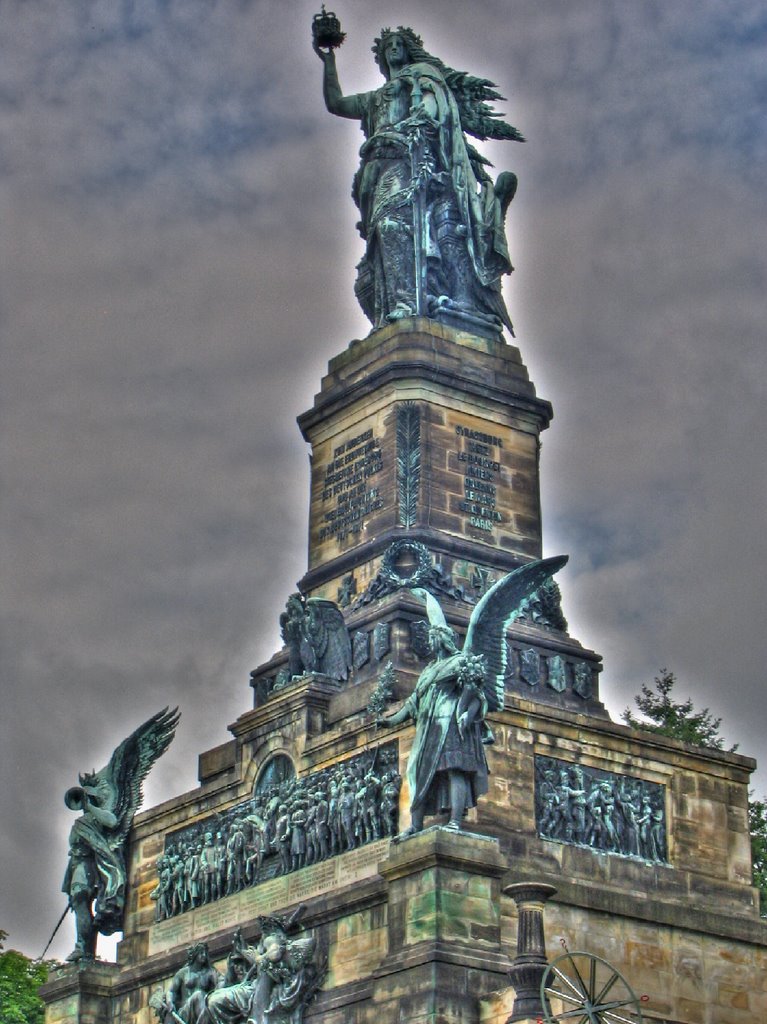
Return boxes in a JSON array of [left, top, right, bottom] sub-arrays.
[[41, 321, 767, 1024], [370, 827, 510, 1024], [288, 320, 606, 721], [39, 962, 117, 1024], [298, 319, 552, 602]]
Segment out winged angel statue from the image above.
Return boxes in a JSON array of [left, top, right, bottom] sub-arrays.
[[280, 593, 352, 681], [62, 706, 180, 961], [315, 21, 525, 337], [378, 557, 567, 835]]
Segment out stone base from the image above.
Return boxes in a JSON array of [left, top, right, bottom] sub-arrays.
[[39, 961, 117, 1024], [298, 319, 552, 588], [368, 828, 511, 1024]]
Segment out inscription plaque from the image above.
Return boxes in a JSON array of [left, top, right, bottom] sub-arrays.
[[319, 427, 384, 542], [148, 841, 389, 955], [239, 876, 289, 920], [148, 914, 194, 955], [192, 897, 242, 940], [452, 425, 505, 534]]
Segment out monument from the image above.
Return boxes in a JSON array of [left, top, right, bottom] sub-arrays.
[[41, 12, 767, 1024]]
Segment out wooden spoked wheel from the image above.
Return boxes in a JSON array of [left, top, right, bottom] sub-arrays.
[[540, 951, 643, 1024]]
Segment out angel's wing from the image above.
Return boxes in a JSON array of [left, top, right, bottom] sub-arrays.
[[302, 600, 326, 660], [464, 556, 568, 711], [102, 706, 180, 845], [444, 70, 526, 143], [307, 599, 352, 680]]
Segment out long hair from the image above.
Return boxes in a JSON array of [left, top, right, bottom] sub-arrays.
[[372, 26, 448, 81], [186, 941, 210, 966], [429, 625, 458, 656]]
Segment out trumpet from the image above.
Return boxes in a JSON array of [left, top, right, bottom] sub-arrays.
[[64, 785, 100, 811], [64, 786, 87, 810]]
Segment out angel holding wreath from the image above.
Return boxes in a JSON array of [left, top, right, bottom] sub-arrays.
[[377, 557, 567, 835]]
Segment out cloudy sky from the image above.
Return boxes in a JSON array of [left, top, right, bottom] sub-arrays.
[[1, 1, 765, 960]]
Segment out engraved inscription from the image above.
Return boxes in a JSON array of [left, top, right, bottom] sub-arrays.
[[239, 876, 289, 920], [452, 425, 505, 534], [319, 428, 384, 542], [192, 896, 242, 939], [336, 838, 390, 888], [148, 914, 193, 955]]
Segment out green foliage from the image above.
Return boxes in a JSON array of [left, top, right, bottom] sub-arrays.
[[368, 661, 396, 719], [0, 934, 49, 1024], [622, 669, 737, 751], [749, 798, 767, 916]]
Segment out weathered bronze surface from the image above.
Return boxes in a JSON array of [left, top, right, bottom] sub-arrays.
[[150, 915, 325, 1024], [150, 942, 222, 1024], [150, 744, 401, 920], [62, 706, 180, 962], [315, 23, 524, 338], [278, 593, 352, 683], [378, 557, 567, 833], [503, 881, 557, 1023], [40, 19, 767, 1024], [535, 754, 667, 862]]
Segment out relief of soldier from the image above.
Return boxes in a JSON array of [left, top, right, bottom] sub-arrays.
[[152, 745, 401, 920], [534, 756, 667, 862]]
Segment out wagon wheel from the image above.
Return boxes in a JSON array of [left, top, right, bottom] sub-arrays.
[[540, 950, 643, 1024]]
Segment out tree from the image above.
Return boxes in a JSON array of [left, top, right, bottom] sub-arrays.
[[749, 799, 767, 916], [624, 670, 766, 915], [0, 932, 49, 1024], [622, 668, 737, 751]]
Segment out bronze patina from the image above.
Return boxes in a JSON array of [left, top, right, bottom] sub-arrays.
[[314, 19, 524, 338]]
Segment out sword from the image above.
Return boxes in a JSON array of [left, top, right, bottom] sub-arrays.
[[38, 903, 69, 961], [408, 70, 429, 317]]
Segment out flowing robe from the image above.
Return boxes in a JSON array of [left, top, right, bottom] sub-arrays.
[[344, 62, 513, 330], [202, 941, 314, 1024], [403, 653, 490, 817], [62, 813, 125, 934]]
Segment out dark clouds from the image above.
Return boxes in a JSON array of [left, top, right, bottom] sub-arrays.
[[1, 1, 765, 958]]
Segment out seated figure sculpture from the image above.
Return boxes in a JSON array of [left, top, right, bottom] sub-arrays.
[[151, 917, 324, 1024], [201, 918, 323, 1024], [151, 943, 222, 1024]]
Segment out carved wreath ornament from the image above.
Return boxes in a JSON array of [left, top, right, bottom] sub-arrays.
[[380, 540, 434, 588], [352, 539, 465, 608]]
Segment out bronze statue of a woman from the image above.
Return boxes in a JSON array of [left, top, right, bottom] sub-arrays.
[[314, 21, 524, 339]]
